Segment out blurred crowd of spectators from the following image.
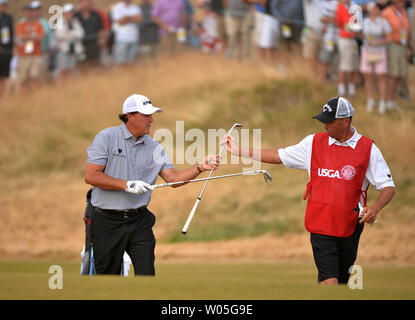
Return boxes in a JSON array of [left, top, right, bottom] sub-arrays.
[[0, 0, 414, 112]]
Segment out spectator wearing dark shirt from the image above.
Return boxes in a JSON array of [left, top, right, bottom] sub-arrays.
[[91, 0, 112, 67], [75, 0, 103, 68], [211, 0, 227, 44], [269, 0, 304, 49], [139, 0, 159, 57], [0, 0, 13, 97]]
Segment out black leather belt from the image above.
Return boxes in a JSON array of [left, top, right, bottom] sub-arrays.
[[93, 206, 146, 218]]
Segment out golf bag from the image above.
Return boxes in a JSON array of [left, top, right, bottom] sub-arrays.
[[80, 188, 96, 275]]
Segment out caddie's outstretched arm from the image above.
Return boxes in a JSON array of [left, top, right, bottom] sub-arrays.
[[223, 135, 283, 164]]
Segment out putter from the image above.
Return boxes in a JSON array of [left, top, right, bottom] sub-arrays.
[[152, 170, 272, 189], [182, 123, 243, 234]]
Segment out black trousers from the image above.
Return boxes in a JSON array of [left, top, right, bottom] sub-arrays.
[[310, 222, 364, 284], [91, 207, 156, 276]]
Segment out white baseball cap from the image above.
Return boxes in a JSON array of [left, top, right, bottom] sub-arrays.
[[122, 94, 163, 115], [62, 3, 75, 13], [30, 1, 42, 9]]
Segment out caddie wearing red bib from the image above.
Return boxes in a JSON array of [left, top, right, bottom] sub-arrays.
[[224, 97, 396, 285]]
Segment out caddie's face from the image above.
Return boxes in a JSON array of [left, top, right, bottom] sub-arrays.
[[127, 112, 154, 137], [323, 118, 349, 140]]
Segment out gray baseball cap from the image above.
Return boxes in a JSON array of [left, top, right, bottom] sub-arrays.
[[313, 97, 355, 123]]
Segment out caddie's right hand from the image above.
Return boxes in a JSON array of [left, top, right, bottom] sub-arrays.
[[221, 135, 241, 156], [125, 180, 154, 195]]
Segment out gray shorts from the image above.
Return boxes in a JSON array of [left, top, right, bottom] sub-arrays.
[[113, 41, 138, 65], [57, 52, 77, 71], [319, 42, 338, 64]]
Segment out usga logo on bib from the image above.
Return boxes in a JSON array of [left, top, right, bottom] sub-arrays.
[[340, 165, 357, 181], [318, 165, 356, 180]]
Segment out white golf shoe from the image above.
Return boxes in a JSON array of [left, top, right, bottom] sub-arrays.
[[366, 98, 376, 112], [386, 100, 401, 112], [378, 100, 386, 115]]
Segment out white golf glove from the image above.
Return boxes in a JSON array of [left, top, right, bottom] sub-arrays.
[[125, 180, 154, 195]]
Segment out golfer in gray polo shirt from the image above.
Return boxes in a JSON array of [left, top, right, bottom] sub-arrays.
[[85, 94, 219, 275]]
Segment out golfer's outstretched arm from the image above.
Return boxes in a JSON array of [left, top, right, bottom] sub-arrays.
[[159, 154, 220, 187], [223, 136, 282, 164]]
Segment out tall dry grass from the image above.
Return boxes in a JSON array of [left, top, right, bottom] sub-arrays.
[[0, 50, 414, 264]]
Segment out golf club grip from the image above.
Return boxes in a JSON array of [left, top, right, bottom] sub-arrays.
[[182, 198, 201, 234]]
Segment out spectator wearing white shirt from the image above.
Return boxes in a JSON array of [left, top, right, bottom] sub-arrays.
[[111, 0, 142, 66], [223, 96, 395, 285], [319, 0, 340, 82], [249, 0, 280, 69], [360, 2, 392, 114], [55, 4, 84, 83], [302, 0, 325, 75]]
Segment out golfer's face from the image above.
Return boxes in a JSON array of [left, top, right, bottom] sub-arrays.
[[129, 112, 153, 136]]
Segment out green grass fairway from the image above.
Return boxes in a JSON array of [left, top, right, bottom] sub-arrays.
[[0, 261, 414, 300]]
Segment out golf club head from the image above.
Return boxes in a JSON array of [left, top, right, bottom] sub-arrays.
[[260, 170, 272, 183], [228, 123, 242, 133]]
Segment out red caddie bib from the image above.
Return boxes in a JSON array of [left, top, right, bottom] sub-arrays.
[[303, 132, 373, 237]]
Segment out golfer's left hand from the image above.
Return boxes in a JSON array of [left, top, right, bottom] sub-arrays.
[[198, 154, 220, 172], [125, 180, 154, 194], [358, 206, 378, 224]]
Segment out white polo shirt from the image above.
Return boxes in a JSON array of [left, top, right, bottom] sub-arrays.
[[278, 127, 395, 193], [111, 1, 142, 43], [303, 0, 324, 33]]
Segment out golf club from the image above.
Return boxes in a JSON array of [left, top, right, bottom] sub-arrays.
[[152, 170, 272, 189], [182, 123, 243, 234], [358, 202, 377, 226]]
